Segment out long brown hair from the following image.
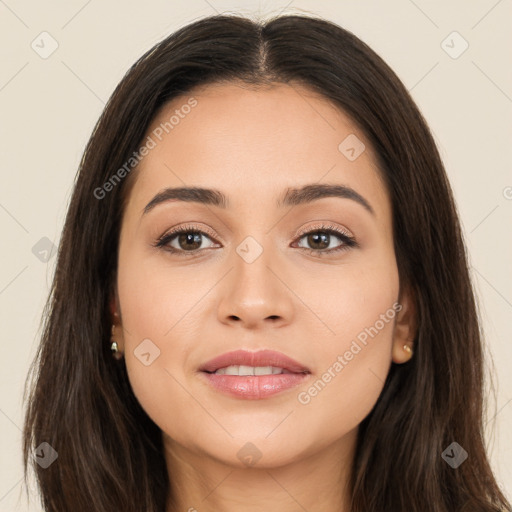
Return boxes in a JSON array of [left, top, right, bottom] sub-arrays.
[[22, 13, 511, 512]]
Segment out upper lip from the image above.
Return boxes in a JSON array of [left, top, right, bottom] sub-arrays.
[[199, 349, 310, 374]]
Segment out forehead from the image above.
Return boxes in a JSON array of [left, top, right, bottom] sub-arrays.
[[124, 81, 390, 220]]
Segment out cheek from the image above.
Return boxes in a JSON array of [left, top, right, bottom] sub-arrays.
[[117, 246, 208, 339], [301, 252, 399, 347], [296, 256, 399, 425], [116, 248, 197, 430], [294, 321, 397, 447], [297, 349, 388, 438]]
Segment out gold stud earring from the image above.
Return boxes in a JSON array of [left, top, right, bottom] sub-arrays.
[[403, 344, 413, 356], [110, 325, 123, 360]]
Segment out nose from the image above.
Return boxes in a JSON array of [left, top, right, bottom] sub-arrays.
[[216, 245, 295, 330]]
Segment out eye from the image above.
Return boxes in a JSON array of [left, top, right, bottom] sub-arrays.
[[292, 223, 358, 257], [154, 222, 358, 257], [154, 224, 219, 255]]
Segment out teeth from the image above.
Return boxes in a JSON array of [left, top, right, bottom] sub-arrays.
[[214, 365, 285, 376], [239, 365, 254, 376]]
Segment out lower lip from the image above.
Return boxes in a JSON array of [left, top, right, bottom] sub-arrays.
[[199, 372, 310, 399]]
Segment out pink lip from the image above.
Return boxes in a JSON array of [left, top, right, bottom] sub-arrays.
[[199, 349, 310, 374], [200, 372, 310, 399], [198, 349, 311, 400]]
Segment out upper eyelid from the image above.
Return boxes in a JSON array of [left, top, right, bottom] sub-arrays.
[[294, 223, 353, 239], [162, 223, 353, 238]]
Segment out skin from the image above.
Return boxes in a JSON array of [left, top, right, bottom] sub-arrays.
[[110, 81, 416, 512]]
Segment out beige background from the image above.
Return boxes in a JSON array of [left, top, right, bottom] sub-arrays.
[[1, 0, 511, 510]]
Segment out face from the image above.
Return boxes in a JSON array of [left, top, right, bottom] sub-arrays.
[[112, 81, 414, 469]]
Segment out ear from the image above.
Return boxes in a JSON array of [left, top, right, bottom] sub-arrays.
[[392, 283, 417, 364], [109, 286, 125, 351]]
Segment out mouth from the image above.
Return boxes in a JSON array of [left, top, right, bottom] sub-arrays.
[[203, 366, 304, 375], [198, 349, 311, 399], [199, 349, 310, 374]]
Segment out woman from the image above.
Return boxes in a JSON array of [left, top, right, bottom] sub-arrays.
[[22, 13, 511, 512]]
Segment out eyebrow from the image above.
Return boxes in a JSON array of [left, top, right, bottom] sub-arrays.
[[142, 183, 375, 216]]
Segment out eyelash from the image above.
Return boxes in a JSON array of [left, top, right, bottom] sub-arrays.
[[153, 223, 358, 258]]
